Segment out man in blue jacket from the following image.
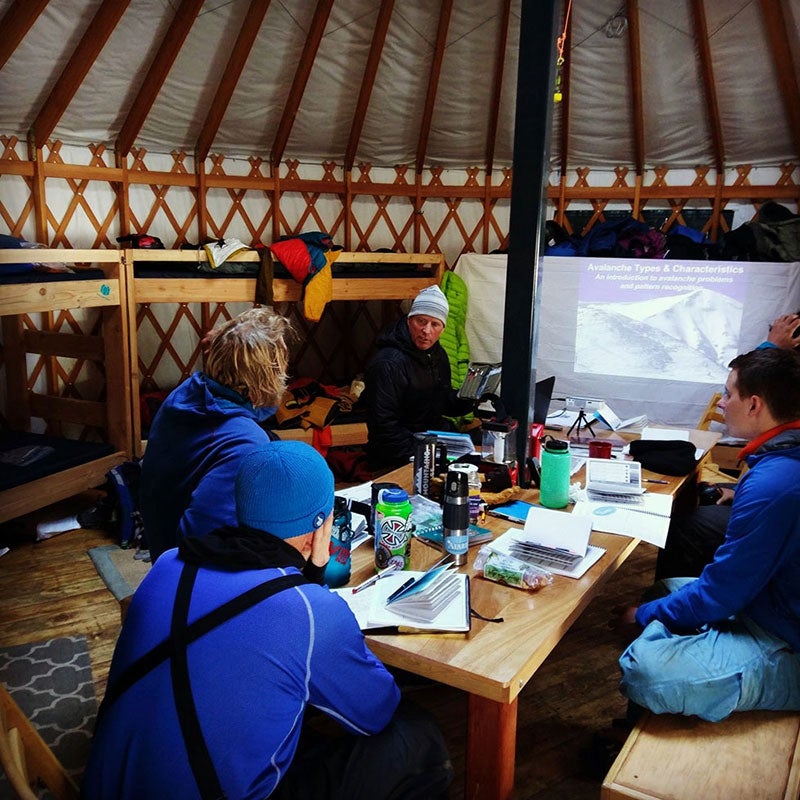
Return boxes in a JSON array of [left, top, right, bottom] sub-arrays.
[[83, 441, 452, 799], [140, 308, 292, 561], [655, 310, 800, 579], [619, 347, 800, 721]]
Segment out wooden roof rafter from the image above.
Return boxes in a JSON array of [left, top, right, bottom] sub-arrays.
[[415, 0, 454, 174], [270, 0, 335, 169], [485, 0, 513, 176], [691, 0, 725, 173], [30, 0, 132, 150], [759, 0, 800, 162], [0, 0, 49, 71], [625, 0, 645, 176], [117, 0, 205, 159], [344, 0, 396, 173], [196, 0, 273, 163]]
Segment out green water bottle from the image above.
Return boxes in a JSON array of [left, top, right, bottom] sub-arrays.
[[539, 438, 571, 509], [374, 488, 413, 571]]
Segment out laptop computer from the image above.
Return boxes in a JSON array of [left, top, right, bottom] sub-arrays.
[[533, 376, 555, 424], [585, 457, 646, 500]]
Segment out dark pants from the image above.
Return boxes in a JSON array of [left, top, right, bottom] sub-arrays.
[[655, 504, 732, 579], [272, 700, 453, 800]]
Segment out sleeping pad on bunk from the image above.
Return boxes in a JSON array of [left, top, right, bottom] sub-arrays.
[[0, 431, 114, 491]]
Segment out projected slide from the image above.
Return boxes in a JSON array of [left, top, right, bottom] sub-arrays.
[[576, 260, 746, 383]]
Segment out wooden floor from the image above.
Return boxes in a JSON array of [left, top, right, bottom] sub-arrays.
[[0, 498, 659, 799]]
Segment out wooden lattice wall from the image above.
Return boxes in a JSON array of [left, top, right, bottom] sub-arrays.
[[1, 136, 799, 422]]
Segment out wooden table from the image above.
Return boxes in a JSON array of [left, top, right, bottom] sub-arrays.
[[349, 429, 719, 800]]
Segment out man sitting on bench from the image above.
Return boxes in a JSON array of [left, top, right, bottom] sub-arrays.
[[617, 347, 800, 722]]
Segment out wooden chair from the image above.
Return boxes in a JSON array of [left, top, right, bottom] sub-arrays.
[[698, 392, 725, 430], [0, 684, 79, 800]]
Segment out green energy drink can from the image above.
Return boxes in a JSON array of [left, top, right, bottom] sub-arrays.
[[374, 487, 413, 571]]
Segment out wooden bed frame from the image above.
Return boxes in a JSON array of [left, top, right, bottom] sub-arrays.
[[0, 249, 133, 523], [124, 248, 445, 455]]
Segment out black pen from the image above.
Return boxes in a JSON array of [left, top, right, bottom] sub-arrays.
[[643, 479, 669, 484], [386, 577, 416, 604]]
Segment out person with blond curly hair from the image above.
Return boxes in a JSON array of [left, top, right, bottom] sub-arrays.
[[140, 308, 302, 564]]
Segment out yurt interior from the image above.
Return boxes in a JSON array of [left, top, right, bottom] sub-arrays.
[[2, 1, 800, 798]]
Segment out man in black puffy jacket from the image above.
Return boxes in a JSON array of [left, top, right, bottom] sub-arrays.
[[364, 285, 474, 470]]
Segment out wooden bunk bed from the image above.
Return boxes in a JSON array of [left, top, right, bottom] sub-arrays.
[[0, 249, 133, 523], [125, 248, 445, 455]]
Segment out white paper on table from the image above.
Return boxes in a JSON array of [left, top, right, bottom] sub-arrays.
[[572, 492, 673, 548]]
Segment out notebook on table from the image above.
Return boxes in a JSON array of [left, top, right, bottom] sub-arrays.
[[334, 557, 471, 633]]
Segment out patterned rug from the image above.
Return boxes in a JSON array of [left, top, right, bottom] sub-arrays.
[[0, 636, 96, 795]]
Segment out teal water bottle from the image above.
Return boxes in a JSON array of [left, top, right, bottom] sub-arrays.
[[323, 497, 353, 588], [539, 438, 571, 509]]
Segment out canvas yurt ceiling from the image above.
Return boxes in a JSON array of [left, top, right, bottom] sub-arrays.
[[1, 0, 799, 174]]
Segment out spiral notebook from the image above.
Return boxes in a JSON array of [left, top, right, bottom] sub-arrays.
[[571, 491, 673, 548]]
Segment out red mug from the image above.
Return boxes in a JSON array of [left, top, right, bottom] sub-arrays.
[[588, 439, 612, 459]]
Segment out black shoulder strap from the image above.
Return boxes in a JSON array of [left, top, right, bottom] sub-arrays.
[[98, 570, 306, 719], [98, 567, 307, 800], [171, 563, 224, 800]]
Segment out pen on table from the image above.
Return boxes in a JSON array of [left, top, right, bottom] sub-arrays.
[[643, 479, 669, 484], [351, 563, 399, 594], [386, 577, 416, 604]]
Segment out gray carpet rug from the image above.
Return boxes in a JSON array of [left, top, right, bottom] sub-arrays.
[[88, 544, 150, 601], [0, 635, 96, 796]]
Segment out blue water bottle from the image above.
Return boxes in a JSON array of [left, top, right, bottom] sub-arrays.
[[323, 497, 354, 588]]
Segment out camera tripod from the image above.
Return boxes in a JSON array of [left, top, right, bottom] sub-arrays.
[[567, 407, 597, 438]]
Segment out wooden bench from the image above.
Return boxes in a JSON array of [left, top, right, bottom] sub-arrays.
[[602, 710, 800, 800]]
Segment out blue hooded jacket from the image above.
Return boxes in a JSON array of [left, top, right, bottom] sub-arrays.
[[637, 426, 800, 651], [140, 373, 278, 561]]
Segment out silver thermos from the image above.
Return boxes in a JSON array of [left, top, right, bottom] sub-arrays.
[[442, 467, 470, 565]]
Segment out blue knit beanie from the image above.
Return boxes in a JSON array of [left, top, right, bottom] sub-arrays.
[[235, 441, 334, 539], [408, 285, 448, 326]]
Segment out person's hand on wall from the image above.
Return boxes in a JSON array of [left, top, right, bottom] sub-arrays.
[[767, 313, 800, 349]]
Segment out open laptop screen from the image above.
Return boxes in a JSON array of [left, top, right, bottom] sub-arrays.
[[533, 376, 555, 424]]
